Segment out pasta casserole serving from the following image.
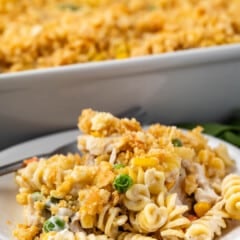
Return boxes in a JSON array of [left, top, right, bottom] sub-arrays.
[[13, 109, 240, 240]]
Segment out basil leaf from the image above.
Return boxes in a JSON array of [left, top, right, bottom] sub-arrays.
[[221, 131, 240, 147]]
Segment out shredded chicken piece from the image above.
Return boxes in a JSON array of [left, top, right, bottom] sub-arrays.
[[78, 135, 123, 155], [183, 160, 219, 204]]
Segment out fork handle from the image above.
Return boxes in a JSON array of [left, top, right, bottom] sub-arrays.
[[0, 154, 47, 176], [0, 159, 25, 176]]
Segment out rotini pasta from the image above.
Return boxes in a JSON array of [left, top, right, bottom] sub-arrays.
[[215, 143, 235, 169], [117, 232, 156, 240], [197, 149, 225, 178], [96, 205, 128, 238], [221, 174, 240, 220], [157, 193, 190, 239], [16, 154, 82, 194], [13, 109, 240, 240], [75, 232, 113, 240], [144, 168, 166, 195], [136, 203, 168, 232], [185, 201, 229, 240], [123, 184, 150, 211]]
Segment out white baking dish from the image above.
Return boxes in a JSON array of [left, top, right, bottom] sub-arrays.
[[0, 44, 240, 149]]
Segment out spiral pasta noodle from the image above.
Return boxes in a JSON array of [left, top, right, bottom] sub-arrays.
[[185, 201, 228, 240], [117, 167, 166, 195], [123, 184, 150, 211], [73, 204, 128, 237], [136, 203, 168, 232], [157, 193, 190, 239], [215, 143, 235, 169], [221, 174, 240, 220], [16, 154, 82, 193], [117, 232, 156, 240], [96, 205, 128, 238], [144, 168, 166, 195], [76, 232, 114, 240], [15, 161, 39, 192], [197, 149, 225, 178]]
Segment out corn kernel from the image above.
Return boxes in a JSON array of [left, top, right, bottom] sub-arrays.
[[194, 202, 211, 217], [80, 213, 95, 228], [131, 157, 158, 167], [90, 131, 103, 137]]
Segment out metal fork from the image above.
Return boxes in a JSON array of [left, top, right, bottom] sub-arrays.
[[0, 141, 79, 176]]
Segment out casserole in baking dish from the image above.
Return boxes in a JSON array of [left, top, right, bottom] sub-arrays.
[[1, 0, 240, 73]]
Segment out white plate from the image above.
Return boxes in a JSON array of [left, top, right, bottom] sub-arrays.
[[0, 129, 239, 239]]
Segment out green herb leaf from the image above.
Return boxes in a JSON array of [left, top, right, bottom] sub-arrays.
[[113, 163, 126, 169], [202, 123, 240, 136], [43, 216, 66, 232], [113, 174, 133, 193], [172, 138, 183, 147], [221, 131, 240, 147]]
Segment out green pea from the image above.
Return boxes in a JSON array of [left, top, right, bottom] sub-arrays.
[[43, 216, 66, 232], [113, 163, 126, 169], [113, 174, 133, 193], [172, 138, 183, 147]]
